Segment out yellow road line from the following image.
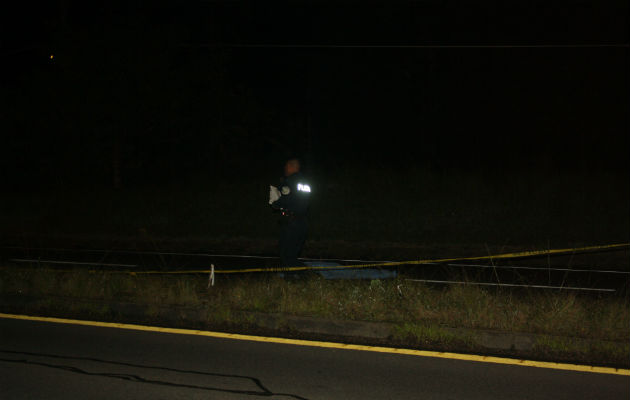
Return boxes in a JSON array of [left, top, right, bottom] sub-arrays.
[[1, 313, 628, 376]]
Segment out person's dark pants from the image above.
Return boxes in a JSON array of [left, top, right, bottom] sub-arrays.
[[279, 216, 307, 268]]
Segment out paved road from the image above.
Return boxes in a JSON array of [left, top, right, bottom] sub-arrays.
[[1, 317, 628, 400]]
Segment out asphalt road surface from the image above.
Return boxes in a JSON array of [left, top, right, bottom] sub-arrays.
[[1, 317, 628, 400]]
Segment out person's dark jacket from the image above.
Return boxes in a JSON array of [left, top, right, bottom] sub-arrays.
[[272, 172, 311, 217]]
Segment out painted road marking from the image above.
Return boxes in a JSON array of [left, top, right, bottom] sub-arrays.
[[1, 313, 628, 376]]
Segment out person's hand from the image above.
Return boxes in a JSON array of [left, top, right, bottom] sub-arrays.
[[269, 185, 281, 205]]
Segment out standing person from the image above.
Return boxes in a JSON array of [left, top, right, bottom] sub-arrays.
[[269, 158, 311, 268]]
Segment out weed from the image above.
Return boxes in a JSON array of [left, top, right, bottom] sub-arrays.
[[1, 267, 628, 344], [394, 322, 474, 347]]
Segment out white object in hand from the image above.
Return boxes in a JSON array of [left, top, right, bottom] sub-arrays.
[[269, 185, 281, 204]]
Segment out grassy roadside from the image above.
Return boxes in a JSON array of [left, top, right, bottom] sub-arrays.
[[1, 266, 628, 366]]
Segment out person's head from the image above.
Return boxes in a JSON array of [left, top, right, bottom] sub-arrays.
[[284, 158, 300, 176]]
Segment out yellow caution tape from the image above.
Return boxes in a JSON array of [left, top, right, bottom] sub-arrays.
[[113, 242, 630, 275], [3, 243, 628, 275]]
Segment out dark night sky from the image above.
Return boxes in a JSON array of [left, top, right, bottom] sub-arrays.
[[1, 0, 628, 186]]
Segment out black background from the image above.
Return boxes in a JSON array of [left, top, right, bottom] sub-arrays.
[[1, 1, 628, 254], [2, 0, 628, 185]]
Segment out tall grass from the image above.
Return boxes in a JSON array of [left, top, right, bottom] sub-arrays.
[[3, 267, 628, 342]]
